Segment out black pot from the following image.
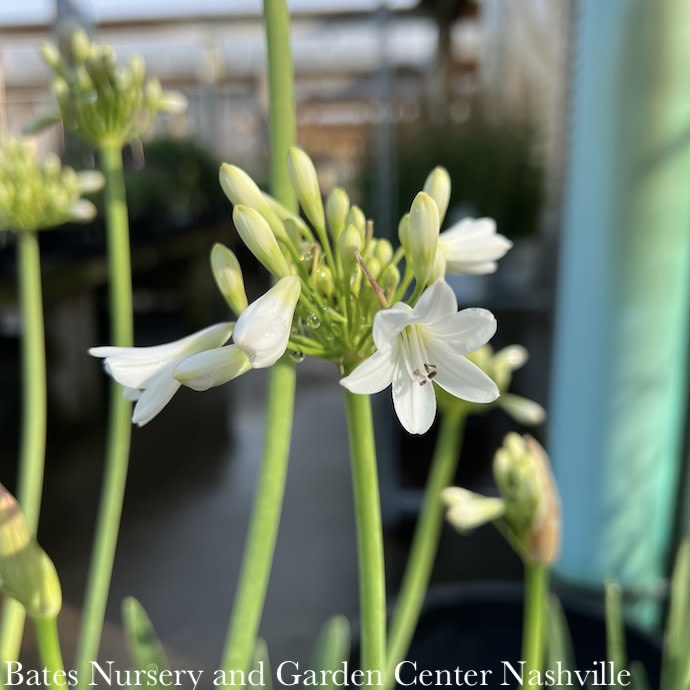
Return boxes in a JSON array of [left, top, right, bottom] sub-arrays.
[[381, 583, 663, 689]]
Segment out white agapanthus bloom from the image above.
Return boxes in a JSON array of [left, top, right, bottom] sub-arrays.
[[90, 276, 301, 426], [340, 278, 499, 435], [89, 322, 234, 426], [175, 275, 301, 389], [441, 486, 506, 533], [438, 217, 512, 275]]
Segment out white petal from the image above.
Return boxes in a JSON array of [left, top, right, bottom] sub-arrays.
[[174, 346, 252, 391], [429, 308, 497, 354], [426, 340, 499, 404], [413, 278, 458, 325], [439, 217, 512, 274], [392, 363, 437, 434], [131, 375, 181, 426], [233, 276, 300, 368], [339, 348, 397, 395], [372, 302, 413, 350]]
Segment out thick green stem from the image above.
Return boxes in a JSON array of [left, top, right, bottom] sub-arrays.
[[220, 2, 297, 675], [75, 143, 133, 686], [264, 0, 296, 212], [385, 409, 466, 686], [221, 359, 296, 676], [0, 231, 48, 666], [521, 562, 548, 688], [33, 617, 65, 690], [343, 390, 386, 677]]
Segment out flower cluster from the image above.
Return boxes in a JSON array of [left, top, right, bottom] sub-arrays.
[[92, 148, 514, 434], [36, 30, 186, 147], [0, 138, 101, 233], [442, 433, 560, 566]]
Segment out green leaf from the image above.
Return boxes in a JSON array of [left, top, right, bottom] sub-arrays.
[[122, 597, 169, 682], [309, 615, 351, 690], [605, 581, 628, 677], [545, 595, 576, 690], [249, 639, 272, 690], [661, 535, 690, 690], [629, 660, 651, 690]]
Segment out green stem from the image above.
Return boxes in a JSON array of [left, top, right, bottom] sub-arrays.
[[219, 1, 298, 677], [33, 617, 65, 690], [75, 143, 133, 686], [264, 0, 296, 212], [343, 389, 386, 677], [385, 409, 466, 687], [521, 562, 548, 689], [0, 230, 48, 666], [220, 359, 296, 676]]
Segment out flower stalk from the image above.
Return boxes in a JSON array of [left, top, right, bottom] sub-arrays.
[[521, 562, 548, 689], [75, 142, 134, 687], [0, 229, 48, 665], [343, 388, 386, 677], [385, 408, 467, 687], [220, 0, 298, 679]]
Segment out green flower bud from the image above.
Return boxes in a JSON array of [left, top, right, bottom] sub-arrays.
[[326, 187, 350, 243], [314, 265, 335, 300], [219, 164, 288, 243], [441, 487, 506, 533], [287, 147, 325, 231], [428, 246, 446, 283], [407, 192, 439, 287], [492, 433, 560, 566], [374, 238, 394, 267], [0, 484, 62, 619], [345, 205, 366, 240], [71, 28, 91, 63], [397, 213, 410, 251], [338, 224, 363, 279], [423, 166, 451, 225], [210, 243, 248, 315], [233, 205, 290, 278], [39, 42, 62, 69], [379, 264, 400, 299]]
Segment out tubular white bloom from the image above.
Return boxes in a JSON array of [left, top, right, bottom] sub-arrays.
[[340, 278, 499, 435], [89, 322, 234, 426], [438, 217, 512, 275], [174, 275, 301, 388], [441, 486, 505, 533]]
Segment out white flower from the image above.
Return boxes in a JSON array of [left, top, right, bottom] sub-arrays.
[[438, 217, 512, 275], [340, 278, 499, 435], [89, 322, 234, 427], [174, 275, 301, 389], [90, 276, 301, 426], [441, 486, 505, 533]]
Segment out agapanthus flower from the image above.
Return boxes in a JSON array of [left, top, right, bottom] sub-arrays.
[[438, 217, 512, 275], [91, 276, 301, 425], [340, 278, 499, 434]]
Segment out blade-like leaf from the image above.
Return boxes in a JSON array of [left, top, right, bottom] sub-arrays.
[[310, 615, 351, 690], [661, 536, 690, 690], [605, 581, 628, 677], [545, 594, 576, 689], [122, 597, 169, 680], [249, 638, 272, 690]]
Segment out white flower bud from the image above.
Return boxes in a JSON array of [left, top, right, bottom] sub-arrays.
[[233, 205, 290, 277], [423, 166, 451, 225], [287, 147, 325, 231]]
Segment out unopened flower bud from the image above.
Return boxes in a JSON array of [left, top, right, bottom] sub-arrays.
[[158, 90, 188, 114], [379, 264, 400, 298], [441, 487, 505, 533], [345, 206, 366, 240], [374, 238, 394, 267], [233, 205, 290, 277], [397, 213, 410, 251], [0, 485, 62, 619], [219, 164, 287, 243], [428, 246, 447, 283], [326, 187, 350, 242], [71, 29, 91, 63], [339, 224, 363, 279], [493, 433, 560, 566], [423, 166, 451, 225], [314, 265, 335, 299], [210, 243, 248, 315], [407, 192, 439, 287], [39, 42, 61, 69], [287, 147, 325, 231]]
